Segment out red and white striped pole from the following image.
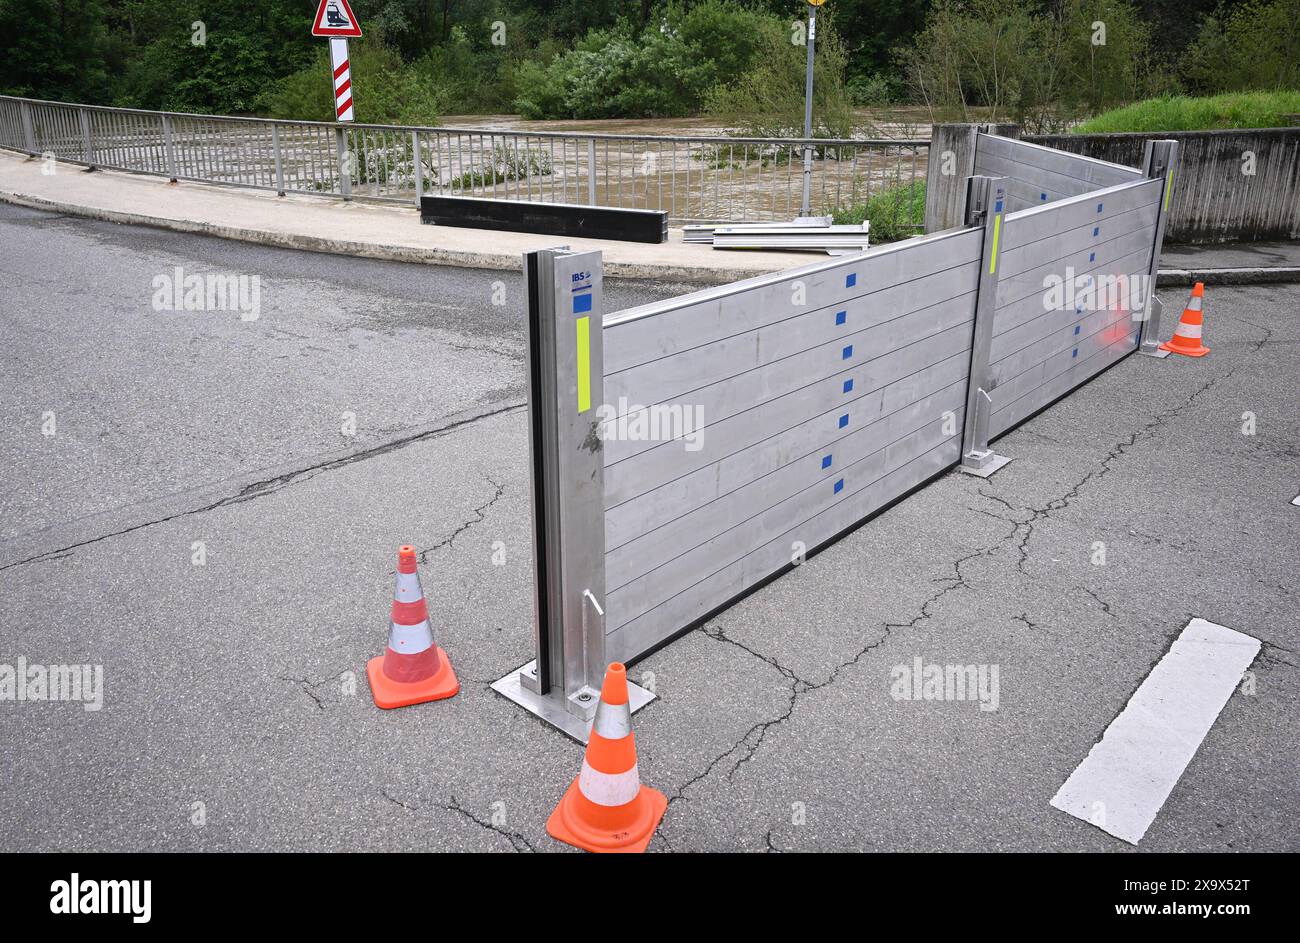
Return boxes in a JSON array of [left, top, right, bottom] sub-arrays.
[[329, 38, 354, 122]]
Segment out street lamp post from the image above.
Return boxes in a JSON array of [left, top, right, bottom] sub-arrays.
[[800, 0, 825, 218]]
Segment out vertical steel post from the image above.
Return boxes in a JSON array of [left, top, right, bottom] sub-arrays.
[[492, 248, 654, 743], [271, 122, 285, 196], [959, 174, 1013, 478], [161, 114, 178, 182], [587, 138, 598, 205], [79, 107, 94, 167], [412, 130, 423, 206], [19, 99, 36, 154], [1137, 139, 1180, 358], [799, 4, 816, 218], [335, 125, 352, 200]]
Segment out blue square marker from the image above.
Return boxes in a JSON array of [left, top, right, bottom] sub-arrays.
[[834, 478, 844, 494], [1072, 348, 1079, 358], [839, 414, 849, 429], [1097, 202, 1104, 212], [1089, 252, 1096, 262], [1040, 192, 1048, 201], [821, 454, 833, 469], [573, 293, 592, 314], [835, 310, 847, 326], [843, 379, 854, 393], [845, 273, 857, 288], [842, 345, 854, 360], [1092, 227, 1100, 237], [1074, 325, 1081, 335]]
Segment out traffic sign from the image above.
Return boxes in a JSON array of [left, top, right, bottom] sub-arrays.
[[312, 0, 362, 37]]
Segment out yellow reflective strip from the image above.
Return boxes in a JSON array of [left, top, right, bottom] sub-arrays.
[[575, 316, 591, 413], [988, 214, 1002, 275], [1164, 169, 1174, 212]]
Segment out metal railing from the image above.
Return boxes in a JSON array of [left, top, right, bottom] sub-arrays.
[[0, 95, 928, 226]]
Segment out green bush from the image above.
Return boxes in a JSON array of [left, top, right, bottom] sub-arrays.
[[514, 0, 775, 120], [831, 180, 926, 243], [703, 14, 855, 139], [900, 0, 1170, 131], [1074, 91, 1300, 132], [260, 34, 445, 125], [1181, 0, 1300, 95]]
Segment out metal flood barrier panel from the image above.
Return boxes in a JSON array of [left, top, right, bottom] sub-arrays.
[[973, 132, 1144, 212], [599, 229, 982, 663], [986, 176, 1162, 437], [494, 134, 1180, 741]]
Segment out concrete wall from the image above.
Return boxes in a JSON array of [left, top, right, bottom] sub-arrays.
[[923, 123, 1019, 232], [1027, 128, 1300, 244]]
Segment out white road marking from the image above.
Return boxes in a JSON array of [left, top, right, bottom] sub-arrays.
[[1050, 618, 1260, 845], [1291, 493, 1299, 506]]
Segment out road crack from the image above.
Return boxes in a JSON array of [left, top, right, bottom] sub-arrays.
[[0, 401, 523, 572]]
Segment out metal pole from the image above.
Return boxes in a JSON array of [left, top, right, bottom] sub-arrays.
[[79, 106, 94, 167], [1138, 139, 1180, 358], [19, 99, 36, 154], [959, 174, 1013, 478], [587, 138, 598, 205], [335, 125, 351, 199], [272, 122, 285, 196], [800, 4, 816, 218], [491, 248, 655, 744], [162, 114, 177, 182], [412, 130, 423, 207]]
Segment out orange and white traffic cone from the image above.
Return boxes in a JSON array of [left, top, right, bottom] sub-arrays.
[[1159, 282, 1210, 357], [547, 663, 667, 853], [366, 545, 459, 709]]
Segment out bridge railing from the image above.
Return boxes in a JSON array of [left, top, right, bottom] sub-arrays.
[[0, 95, 928, 227]]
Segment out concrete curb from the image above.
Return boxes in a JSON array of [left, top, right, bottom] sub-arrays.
[[0, 188, 756, 285], [6, 184, 1299, 288], [1156, 267, 1300, 288]]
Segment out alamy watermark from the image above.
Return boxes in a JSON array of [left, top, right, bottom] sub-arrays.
[[1042, 268, 1149, 317], [152, 266, 261, 321], [0, 658, 103, 711], [596, 398, 705, 451], [890, 657, 1000, 712]]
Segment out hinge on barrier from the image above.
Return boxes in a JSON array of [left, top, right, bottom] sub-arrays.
[[964, 177, 989, 227]]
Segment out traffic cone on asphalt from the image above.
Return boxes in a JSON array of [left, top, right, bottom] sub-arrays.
[[366, 545, 459, 709], [547, 663, 667, 853], [1159, 283, 1210, 357]]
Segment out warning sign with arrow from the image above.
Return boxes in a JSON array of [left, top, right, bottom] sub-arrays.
[[312, 0, 362, 37]]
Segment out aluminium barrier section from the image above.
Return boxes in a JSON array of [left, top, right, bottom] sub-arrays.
[[972, 132, 1144, 212], [496, 133, 1180, 742]]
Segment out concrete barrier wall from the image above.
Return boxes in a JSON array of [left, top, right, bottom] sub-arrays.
[[599, 229, 983, 663], [1027, 127, 1300, 243]]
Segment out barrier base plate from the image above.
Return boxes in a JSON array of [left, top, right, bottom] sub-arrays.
[[1139, 345, 1172, 359], [959, 453, 1012, 479], [491, 661, 656, 744]]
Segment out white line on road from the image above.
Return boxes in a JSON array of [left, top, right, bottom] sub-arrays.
[[1050, 618, 1260, 845]]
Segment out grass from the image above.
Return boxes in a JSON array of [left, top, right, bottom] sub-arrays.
[[831, 180, 926, 243], [1074, 91, 1300, 133]]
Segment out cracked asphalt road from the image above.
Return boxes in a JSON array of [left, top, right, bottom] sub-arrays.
[[1, 202, 1296, 852]]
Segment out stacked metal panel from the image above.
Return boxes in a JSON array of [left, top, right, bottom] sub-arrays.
[[987, 176, 1162, 438], [974, 133, 1143, 213], [597, 229, 984, 663]]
